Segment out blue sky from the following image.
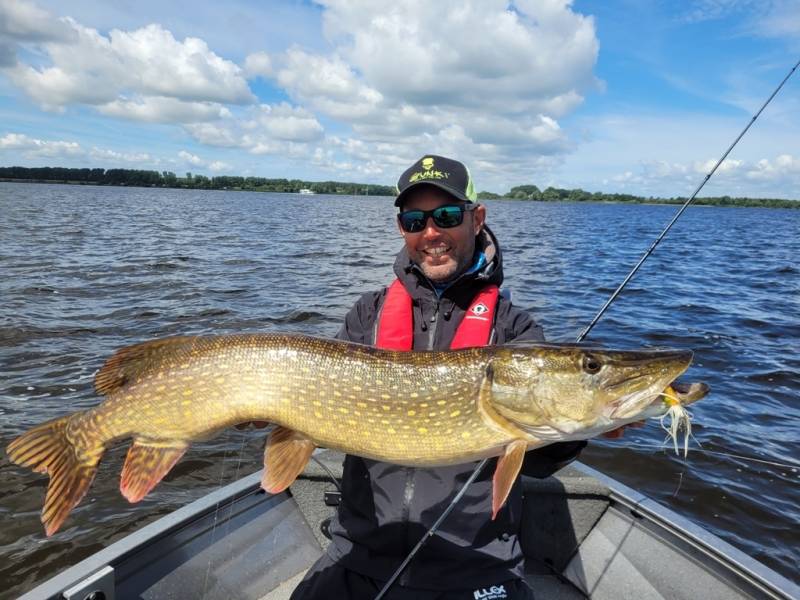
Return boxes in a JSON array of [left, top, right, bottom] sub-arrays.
[[1, 0, 798, 198]]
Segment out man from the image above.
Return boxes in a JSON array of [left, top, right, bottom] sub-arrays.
[[291, 155, 587, 599]]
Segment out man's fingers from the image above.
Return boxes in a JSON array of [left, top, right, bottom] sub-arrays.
[[602, 420, 647, 439], [602, 427, 625, 439]]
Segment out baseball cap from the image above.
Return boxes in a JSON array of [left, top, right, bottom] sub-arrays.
[[395, 154, 478, 207]]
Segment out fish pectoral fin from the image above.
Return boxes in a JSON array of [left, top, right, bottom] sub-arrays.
[[491, 440, 527, 520], [120, 440, 188, 503], [262, 426, 316, 494]]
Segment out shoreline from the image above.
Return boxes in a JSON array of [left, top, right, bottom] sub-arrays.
[[3, 178, 798, 209]]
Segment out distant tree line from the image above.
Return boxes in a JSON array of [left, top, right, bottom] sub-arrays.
[[0, 166, 396, 196], [2, 165, 796, 208], [477, 184, 799, 209]]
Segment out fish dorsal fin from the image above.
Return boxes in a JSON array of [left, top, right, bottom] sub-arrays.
[[120, 439, 188, 503], [95, 336, 200, 395], [492, 439, 527, 520], [262, 426, 316, 494]]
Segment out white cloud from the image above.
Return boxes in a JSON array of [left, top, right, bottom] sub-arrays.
[[185, 102, 324, 153], [1, 1, 253, 118], [318, 0, 597, 112], [0, 0, 74, 43], [0, 132, 158, 164], [97, 96, 232, 123], [243, 51, 273, 78], [177, 149, 230, 172], [250, 0, 599, 182], [0, 131, 81, 156], [89, 147, 151, 163]]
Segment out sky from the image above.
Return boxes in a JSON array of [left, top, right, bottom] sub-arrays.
[[1, 0, 799, 198]]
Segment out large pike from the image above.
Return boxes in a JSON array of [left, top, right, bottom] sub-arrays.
[[6, 334, 708, 536]]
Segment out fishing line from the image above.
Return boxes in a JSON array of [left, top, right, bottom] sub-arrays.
[[621, 441, 800, 471], [311, 454, 343, 493], [374, 58, 800, 600], [202, 446, 231, 599]]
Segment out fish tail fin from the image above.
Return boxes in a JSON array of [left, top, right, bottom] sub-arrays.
[[120, 440, 188, 503], [6, 413, 104, 536]]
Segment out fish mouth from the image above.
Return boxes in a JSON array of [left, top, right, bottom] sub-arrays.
[[605, 349, 694, 419], [670, 381, 709, 405]]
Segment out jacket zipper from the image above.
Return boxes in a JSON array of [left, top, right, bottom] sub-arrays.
[[427, 301, 439, 350], [399, 467, 416, 585]]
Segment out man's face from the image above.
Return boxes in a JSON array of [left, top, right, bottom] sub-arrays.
[[398, 186, 486, 283]]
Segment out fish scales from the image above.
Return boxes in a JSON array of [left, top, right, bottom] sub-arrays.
[[65, 334, 509, 463], [6, 332, 708, 536]]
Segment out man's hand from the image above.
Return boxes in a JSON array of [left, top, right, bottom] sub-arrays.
[[602, 420, 645, 439]]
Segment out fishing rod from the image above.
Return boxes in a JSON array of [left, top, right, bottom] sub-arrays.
[[374, 57, 800, 600]]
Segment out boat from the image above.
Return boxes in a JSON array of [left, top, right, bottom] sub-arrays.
[[18, 451, 799, 600], [298, 188, 315, 195]]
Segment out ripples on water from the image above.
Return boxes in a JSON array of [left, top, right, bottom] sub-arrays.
[[0, 183, 798, 595]]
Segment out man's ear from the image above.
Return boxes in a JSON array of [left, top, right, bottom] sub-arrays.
[[473, 204, 487, 235]]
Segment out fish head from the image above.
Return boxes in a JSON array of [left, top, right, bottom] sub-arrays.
[[487, 344, 694, 440]]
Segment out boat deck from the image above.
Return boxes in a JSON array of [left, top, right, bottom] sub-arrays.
[[21, 451, 799, 599]]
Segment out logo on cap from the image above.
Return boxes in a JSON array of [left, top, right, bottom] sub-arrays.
[[409, 156, 449, 183]]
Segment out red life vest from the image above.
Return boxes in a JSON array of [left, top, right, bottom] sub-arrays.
[[375, 279, 500, 350]]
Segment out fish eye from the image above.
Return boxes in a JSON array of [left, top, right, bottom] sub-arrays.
[[582, 354, 602, 374]]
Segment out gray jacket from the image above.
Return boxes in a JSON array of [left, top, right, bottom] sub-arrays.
[[327, 225, 586, 590]]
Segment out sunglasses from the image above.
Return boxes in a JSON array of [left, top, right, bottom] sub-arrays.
[[397, 204, 477, 233]]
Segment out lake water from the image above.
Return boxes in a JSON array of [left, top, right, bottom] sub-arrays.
[[0, 182, 798, 596]]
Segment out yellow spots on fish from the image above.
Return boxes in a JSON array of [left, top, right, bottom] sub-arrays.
[[417, 427, 428, 434], [353, 385, 362, 392], [182, 389, 192, 397], [314, 411, 323, 419], [215, 377, 225, 385], [382, 405, 391, 412], [461, 431, 471, 439], [381, 419, 390, 425], [437, 400, 447, 406], [357, 402, 368, 409], [409, 392, 419, 399], [450, 410, 461, 418], [407, 410, 416, 417], [334, 390, 342, 397], [387, 427, 396, 434], [281, 385, 291, 393], [381, 393, 391, 400], [312, 400, 322, 407], [420, 403, 429, 408], [156, 385, 166, 392], [337, 407, 349, 414], [181, 399, 192, 406]]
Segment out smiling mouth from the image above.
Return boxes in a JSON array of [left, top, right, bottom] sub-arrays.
[[423, 245, 451, 258]]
